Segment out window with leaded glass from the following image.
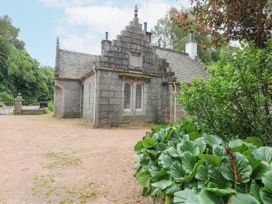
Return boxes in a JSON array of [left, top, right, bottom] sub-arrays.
[[136, 83, 143, 111], [123, 82, 132, 111]]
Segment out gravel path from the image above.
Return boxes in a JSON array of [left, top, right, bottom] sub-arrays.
[[0, 115, 149, 204]]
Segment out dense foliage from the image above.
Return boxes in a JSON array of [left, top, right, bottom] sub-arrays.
[[134, 120, 272, 204], [153, 8, 220, 64], [178, 40, 272, 145], [173, 0, 272, 48], [0, 15, 54, 102]]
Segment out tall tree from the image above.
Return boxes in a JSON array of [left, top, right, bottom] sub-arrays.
[[0, 15, 54, 102], [173, 0, 272, 48]]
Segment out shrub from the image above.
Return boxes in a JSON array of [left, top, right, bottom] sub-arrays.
[[134, 120, 272, 203], [177, 40, 272, 145], [47, 101, 54, 112]]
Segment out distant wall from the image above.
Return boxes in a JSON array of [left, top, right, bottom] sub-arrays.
[[82, 74, 96, 123]]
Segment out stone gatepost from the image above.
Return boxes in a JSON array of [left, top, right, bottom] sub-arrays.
[[14, 93, 24, 114]]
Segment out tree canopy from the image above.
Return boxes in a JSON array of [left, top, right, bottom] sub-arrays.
[[0, 15, 54, 102], [152, 8, 220, 64], [178, 39, 272, 145]]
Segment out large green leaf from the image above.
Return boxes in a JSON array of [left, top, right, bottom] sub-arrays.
[[158, 153, 172, 169], [204, 188, 236, 196], [208, 166, 231, 188], [134, 140, 143, 153], [199, 154, 222, 166], [167, 146, 179, 158], [252, 161, 269, 180], [169, 162, 186, 182], [135, 169, 150, 188], [148, 165, 167, 181], [197, 190, 224, 204], [252, 147, 272, 164], [156, 142, 167, 152], [250, 180, 260, 201], [173, 189, 199, 204], [142, 137, 156, 148], [195, 164, 209, 181], [246, 155, 261, 170], [203, 134, 223, 147], [262, 170, 272, 192], [221, 152, 253, 183], [194, 137, 207, 153], [165, 183, 181, 195], [181, 151, 197, 173], [260, 188, 272, 204], [228, 193, 260, 204], [229, 139, 249, 153], [213, 146, 225, 157], [151, 179, 172, 190], [244, 137, 263, 147], [183, 160, 203, 183], [177, 140, 200, 155]]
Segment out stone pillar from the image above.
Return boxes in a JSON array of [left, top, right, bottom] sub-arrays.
[[14, 93, 23, 114]]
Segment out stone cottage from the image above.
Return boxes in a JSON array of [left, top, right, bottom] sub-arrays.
[[54, 6, 208, 127]]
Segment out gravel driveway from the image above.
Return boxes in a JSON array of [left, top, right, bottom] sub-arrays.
[[0, 115, 149, 204]]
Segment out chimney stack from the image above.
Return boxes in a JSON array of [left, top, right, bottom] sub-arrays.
[[185, 31, 197, 60], [101, 31, 111, 55], [144, 22, 147, 32]]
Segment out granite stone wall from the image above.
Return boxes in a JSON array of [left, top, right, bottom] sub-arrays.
[[92, 70, 162, 127], [54, 79, 81, 118]]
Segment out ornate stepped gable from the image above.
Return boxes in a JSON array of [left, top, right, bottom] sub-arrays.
[[98, 5, 162, 75]]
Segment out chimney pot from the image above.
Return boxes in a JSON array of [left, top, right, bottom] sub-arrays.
[[189, 31, 193, 42], [105, 32, 108, 40], [185, 31, 197, 60]]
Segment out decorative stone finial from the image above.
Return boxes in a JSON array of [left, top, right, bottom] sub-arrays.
[[56, 37, 60, 49], [134, 4, 138, 18]]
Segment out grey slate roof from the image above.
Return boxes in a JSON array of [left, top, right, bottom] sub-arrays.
[[58, 49, 98, 79], [154, 46, 209, 83]]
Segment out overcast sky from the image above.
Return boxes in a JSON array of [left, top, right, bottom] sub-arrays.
[[0, 0, 190, 67]]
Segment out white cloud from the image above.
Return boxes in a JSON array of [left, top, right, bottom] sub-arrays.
[[61, 32, 101, 54], [39, 0, 96, 8], [42, 0, 190, 54]]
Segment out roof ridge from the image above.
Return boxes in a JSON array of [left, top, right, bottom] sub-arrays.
[[59, 48, 98, 57], [153, 45, 188, 56]]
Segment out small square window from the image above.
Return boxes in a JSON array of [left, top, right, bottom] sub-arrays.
[[129, 53, 142, 68]]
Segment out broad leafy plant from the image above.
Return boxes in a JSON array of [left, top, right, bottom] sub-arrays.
[[134, 120, 272, 204]]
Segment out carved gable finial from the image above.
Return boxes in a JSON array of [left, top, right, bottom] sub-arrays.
[[134, 4, 138, 18]]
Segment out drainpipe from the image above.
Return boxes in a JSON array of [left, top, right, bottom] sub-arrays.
[[79, 82, 82, 117], [172, 77, 177, 123], [93, 67, 97, 127]]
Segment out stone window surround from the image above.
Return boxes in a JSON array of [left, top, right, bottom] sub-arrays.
[[122, 80, 144, 113]]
